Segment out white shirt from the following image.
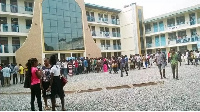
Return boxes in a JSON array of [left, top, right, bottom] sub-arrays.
[[64, 62, 68, 68], [50, 65, 60, 76], [196, 53, 200, 58]]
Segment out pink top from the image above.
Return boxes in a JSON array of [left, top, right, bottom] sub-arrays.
[[31, 67, 40, 85]]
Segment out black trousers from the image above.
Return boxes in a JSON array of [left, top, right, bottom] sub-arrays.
[[13, 73, 18, 84], [31, 83, 42, 111], [0, 74, 4, 86]]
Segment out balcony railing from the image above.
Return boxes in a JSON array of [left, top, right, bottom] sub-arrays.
[[168, 36, 200, 45], [0, 24, 31, 33], [91, 31, 120, 38], [0, 3, 33, 15], [145, 20, 200, 35], [99, 45, 121, 50], [0, 44, 20, 53], [87, 16, 120, 25]]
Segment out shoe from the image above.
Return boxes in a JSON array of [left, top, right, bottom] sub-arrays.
[[55, 104, 59, 107], [45, 106, 51, 110]]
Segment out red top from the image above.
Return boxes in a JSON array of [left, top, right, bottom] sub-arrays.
[[75, 61, 79, 68], [31, 67, 40, 85]]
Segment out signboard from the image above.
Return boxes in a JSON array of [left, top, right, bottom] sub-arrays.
[[198, 42, 200, 49]]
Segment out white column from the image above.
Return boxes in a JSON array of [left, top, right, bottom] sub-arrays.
[[70, 53, 72, 57], [58, 53, 61, 61], [2, 45, 5, 53], [7, 17, 12, 32], [8, 36, 12, 53]]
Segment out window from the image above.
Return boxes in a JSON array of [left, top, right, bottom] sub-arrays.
[[24, 1, 33, 12], [178, 31, 186, 38], [106, 40, 110, 47], [176, 16, 185, 25], [0, 37, 8, 53], [42, 0, 84, 51], [26, 19, 32, 29], [159, 21, 164, 31], [153, 22, 158, 32], [12, 37, 20, 53], [145, 24, 151, 32], [167, 18, 175, 27], [189, 13, 196, 25], [168, 32, 176, 41]]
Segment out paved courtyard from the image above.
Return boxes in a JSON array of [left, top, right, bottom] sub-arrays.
[[1, 64, 200, 111]]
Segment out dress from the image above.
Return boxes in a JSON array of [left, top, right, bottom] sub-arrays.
[[41, 66, 51, 99]]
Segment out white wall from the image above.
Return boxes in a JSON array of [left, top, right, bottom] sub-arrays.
[[120, 4, 139, 55]]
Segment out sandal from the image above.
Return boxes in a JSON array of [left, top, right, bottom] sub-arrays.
[[45, 106, 51, 110]]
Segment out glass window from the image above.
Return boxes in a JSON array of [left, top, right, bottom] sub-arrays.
[[167, 18, 175, 27], [42, 0, 84, 51], [176, 16, 185, 25], [145, 24, 151, 32], [26, 19, 32, 29]]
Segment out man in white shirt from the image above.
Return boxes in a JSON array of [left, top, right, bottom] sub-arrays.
[[1, 65, 11, 86], [136, 54, 141, 70]]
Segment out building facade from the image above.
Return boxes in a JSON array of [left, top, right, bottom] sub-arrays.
[[0, 0, 34, 64], [144, 4, 200, 55]]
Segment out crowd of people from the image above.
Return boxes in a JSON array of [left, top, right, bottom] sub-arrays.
[[0, 48, 199, 110]]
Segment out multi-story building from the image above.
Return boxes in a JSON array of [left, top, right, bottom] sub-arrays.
[[0, 0, 144, 66], [85, 3, 144, 57], [0, 0, 34, 64], [144, 4, 200, 55], [85, 3, 122, 58]]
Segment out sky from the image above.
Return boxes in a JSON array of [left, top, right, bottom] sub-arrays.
[[84, 0, 200, 19]]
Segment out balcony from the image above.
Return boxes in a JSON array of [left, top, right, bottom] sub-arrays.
[[0, 24, 30, 36], [91, 31, 120, 38], [99, 45, 121, 51], [87, 16, 120, 26], [168, 36, 200, 45], [0, 3, 33, 16], [0, 44, 20, 54], [145, 21, 200, 36]]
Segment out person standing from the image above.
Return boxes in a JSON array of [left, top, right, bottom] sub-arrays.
[[120, 56, 128, 77], [1, 65, 11, 87], [63, 60, 68, 78], [13, 63, 19, 84], [0, 64, 4, 87], [19, 64, 24, 84], [136, 54, 141, 70], [68, 59, 73, 76], [47, 55, 66, 111], [103, 59, 108, 73], [27, 58, 42, 111], [170, 49, 179, 80], [74, 59, 79, 75], [83, 58, 88, 74], [155, 49, 167, 79]]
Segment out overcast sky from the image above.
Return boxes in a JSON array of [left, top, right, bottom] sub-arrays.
[[84, 0, 200, 19]]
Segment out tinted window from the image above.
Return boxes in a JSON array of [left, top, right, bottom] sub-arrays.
[[42, 0, 84, 51]]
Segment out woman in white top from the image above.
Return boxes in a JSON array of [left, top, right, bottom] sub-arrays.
[[47, 55, 66, 111]]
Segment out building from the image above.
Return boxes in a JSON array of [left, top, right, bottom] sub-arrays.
[[0, 0, 34, 64], [85, 3, 144, 57], [144, 4, 200, 55], [0, 0, 144, 66]]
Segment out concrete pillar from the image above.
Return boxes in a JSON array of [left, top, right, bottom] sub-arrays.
[[58, 53, 61, 61], [7, 17, 11, 32], [8, 36, 12, 53], [70, 53, 72, 57]]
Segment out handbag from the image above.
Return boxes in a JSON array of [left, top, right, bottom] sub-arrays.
[[61, 76, 68, 87]]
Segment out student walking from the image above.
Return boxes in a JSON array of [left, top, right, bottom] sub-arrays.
[[155, 49, 167, 79], [170, 49, 179, 80]]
